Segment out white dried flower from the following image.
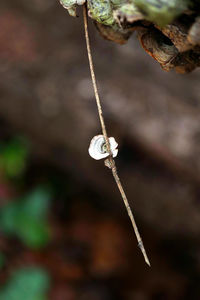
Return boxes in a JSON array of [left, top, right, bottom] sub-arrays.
[[88, 135, 118, 160]]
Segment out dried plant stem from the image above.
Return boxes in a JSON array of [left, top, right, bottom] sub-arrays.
[[83, 4, 150, 267]]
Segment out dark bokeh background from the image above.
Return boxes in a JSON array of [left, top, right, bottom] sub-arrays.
[[0, 0, 200, 299]]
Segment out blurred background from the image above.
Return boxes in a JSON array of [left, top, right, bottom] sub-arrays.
[[0, 0, 200, 299]]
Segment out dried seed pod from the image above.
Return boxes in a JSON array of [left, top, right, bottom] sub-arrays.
[[188, 16, 200, 45], [156, 19, 194, 53], [88, 135, 118, 160], [95, 22, 133, 44], [138, 28, 179, 71]]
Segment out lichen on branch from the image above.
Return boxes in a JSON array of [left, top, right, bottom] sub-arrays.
[[59, 0, 200, 73]]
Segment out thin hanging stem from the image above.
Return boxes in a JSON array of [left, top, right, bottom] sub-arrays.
[[83, 4, 150, 267]]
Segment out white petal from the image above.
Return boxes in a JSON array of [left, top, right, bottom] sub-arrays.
[[88, 135, 118, 160], [112, 149, 118, 158], [109, 137, 118, 151]]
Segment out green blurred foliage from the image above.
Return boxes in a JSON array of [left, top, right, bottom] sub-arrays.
[[0, 267, 50, 300], [0, 137, 29, 178], [0, 188, 51, 248]]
